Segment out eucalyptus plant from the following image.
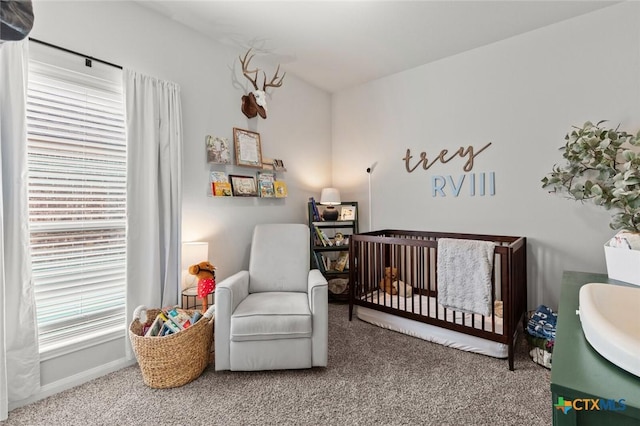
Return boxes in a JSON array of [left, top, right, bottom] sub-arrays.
[[542, 120, 640, 232]]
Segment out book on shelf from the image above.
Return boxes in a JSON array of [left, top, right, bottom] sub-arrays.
[[274, 180, 288, 198], [259, 180, 275, 197], [309, 197, 321, 221], [313, 252, 326, 273], [335, 251, 349, 272], [316, 253, 331, 271], [210, 171, 230, 197], [318, 228, 333, 246], [314, 225, 327, 246], [324, 255, 332, 271], [257, 172, 276, 198], [210, 171, 228, 183], [213, 181, 232, 196]]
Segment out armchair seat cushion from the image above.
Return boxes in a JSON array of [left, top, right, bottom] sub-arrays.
[[231, 292, 312, 342]]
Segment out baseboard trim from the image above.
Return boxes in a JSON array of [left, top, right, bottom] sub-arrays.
[[8, 358, 137, 411]]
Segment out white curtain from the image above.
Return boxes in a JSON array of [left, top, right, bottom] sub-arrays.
[[124, 70, 182, 358], [0, 40, 41, 421]]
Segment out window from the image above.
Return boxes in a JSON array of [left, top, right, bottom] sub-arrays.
[[26, 43, 127, 356]]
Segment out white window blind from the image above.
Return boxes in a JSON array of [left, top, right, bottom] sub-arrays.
[[26, 44, 127, 354]]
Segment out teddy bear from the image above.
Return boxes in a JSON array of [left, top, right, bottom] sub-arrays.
[[188, 261, 216, 312], [494, 300, 503, 318], [379, 267, 413, 298], [379, 267, 398, 295]]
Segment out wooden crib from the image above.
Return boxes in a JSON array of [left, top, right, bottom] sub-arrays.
[[348, 230, 527, 370]]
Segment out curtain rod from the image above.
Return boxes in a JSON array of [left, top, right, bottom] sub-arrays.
[[28, 37, 123, 70]]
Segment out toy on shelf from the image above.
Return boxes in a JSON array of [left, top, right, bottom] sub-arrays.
[[188, 261, 216, 312]]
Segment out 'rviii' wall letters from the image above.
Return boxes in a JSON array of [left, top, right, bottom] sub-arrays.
[[431, 172, 495, 197], [402, 143, 495, 197]]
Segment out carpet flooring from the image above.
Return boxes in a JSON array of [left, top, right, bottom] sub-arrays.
[[3, 304, 551, 426]]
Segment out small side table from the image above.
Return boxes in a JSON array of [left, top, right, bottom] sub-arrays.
[[181, 287, 214, 310]]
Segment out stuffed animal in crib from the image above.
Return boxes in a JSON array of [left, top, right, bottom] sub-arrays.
[[494, 300, 503, 318], [379, 267, 413, 297], [188, 261, 216, 312], [379, 267, 398, 295], [393, 279, 413, 298]]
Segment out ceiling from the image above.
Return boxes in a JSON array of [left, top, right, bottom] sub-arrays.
[[137, 1, 618, 93]]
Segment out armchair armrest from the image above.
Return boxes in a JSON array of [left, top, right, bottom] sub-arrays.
[[214, 270, 250, 371], [308, 269, 328, 367], [308, 269, 328, 313]]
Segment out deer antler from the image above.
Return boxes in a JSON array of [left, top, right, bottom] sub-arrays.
[[239, 48, 259, 91], [238, 48, 286, 119], [262, 64, 286, 91]]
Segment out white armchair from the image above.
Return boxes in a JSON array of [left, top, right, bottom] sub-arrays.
[[214, 223, 328, 371]]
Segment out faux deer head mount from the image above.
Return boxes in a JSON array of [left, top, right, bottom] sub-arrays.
[[239, 48, 285, 119]]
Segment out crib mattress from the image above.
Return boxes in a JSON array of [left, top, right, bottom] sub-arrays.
[[356, 291, 508, 358]]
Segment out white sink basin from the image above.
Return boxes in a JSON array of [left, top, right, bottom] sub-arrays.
[[579, 283, 640, 378]]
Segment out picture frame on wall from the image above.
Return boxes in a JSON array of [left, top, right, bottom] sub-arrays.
[[233, 128, 263, 168], [229, 174, 258, 197], [206, 135, 231, 164]]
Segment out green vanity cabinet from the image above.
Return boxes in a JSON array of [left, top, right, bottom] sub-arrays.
[[551, 271, 640, 426]]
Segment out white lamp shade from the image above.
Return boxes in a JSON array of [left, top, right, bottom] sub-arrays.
[[182, 241, 209, 269], [320, 188, 341, 205], [181, 242, 209, 290]]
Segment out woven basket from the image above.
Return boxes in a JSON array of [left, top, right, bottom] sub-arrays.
[[129, 305, 214, 389]]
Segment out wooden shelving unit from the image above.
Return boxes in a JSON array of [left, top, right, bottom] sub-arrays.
[[307, 201, 358, 302]]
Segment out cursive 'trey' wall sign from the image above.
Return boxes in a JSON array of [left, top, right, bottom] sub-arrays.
[[402, 142, 495, 197]]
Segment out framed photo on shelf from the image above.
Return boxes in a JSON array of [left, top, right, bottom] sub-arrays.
[[206, 135, 231, 164], [340, 205, 356, 221], [229, 174, 258, 197], [273, 159, 286, 171], [233, 128, 263, 168]]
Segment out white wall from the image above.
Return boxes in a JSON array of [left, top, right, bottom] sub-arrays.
[[26, 0, 331, 392], [332, 1, 640, 310], [19, 0, 639, 404]]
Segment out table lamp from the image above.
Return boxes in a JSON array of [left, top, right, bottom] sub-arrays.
[[320, 188, 341, 220], [181, 242, 209, 291]]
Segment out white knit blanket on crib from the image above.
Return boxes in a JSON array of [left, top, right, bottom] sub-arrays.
[[437, 238, 496, 317]]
